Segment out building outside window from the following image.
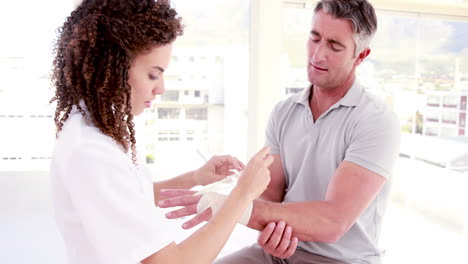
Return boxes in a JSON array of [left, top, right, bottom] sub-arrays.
[[186, 107, 208, 120], [157, 108, 180, 120], [142, 0, 250, 173], [161, 90, 179, 102]]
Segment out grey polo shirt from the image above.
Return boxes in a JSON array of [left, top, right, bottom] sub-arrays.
[[265, 80, 400, 264]]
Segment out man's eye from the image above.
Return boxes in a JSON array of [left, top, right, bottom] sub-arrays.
[[149, 74, 158, 80], [331, 45, 342, 52]]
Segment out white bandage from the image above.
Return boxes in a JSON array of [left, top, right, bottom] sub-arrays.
[[194, 172, 253, 226]]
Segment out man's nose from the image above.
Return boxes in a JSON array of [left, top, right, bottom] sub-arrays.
[[312, 43, 326, 63]]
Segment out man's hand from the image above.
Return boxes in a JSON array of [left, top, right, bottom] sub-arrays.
[[258, 221, 298, 259], [157, 189, 212, 229], [193, 155, 245, 186]]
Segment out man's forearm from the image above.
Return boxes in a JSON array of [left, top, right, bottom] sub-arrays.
[[247, 200, 348, 243], [258, 187, 285, 203]]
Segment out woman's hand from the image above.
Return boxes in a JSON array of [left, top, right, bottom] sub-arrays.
[[157, 189, 212, 229], [193, 155, 245, 186], [158, 147, 273, 228], [235, 146, 273, 201]]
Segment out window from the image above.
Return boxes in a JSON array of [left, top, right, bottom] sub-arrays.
[[460, 112, 466, 127], [141, 0, 250, 171], [161, 90, 179, 102], [461, 96, 467, 110], [424, 125, 439, 136], [186, 108, 208, 120], [442, 110, 458, 124], [0, 0, 70, 170], [157, 108, 180, 120], [425, 109, 440, 122], [427, 95, 441, 106], [441, 126, 458, 136]]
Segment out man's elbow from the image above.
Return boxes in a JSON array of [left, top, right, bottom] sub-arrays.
[[320, 226, 347, 243], [300, 221, 348, 244], [323, 219, 350, 243]]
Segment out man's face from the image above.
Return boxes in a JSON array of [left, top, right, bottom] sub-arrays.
[[307, 10, 366, 90]]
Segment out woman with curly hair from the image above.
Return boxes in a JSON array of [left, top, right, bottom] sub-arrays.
[[49, 0, 272, 263]]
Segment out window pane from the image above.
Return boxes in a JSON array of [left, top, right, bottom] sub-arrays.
[[186, 108, 208, 120], [161, 90, 179, 102], [0, 1, 73, 171], [142, 0, 250, 177], [157, 108, 180, 120]]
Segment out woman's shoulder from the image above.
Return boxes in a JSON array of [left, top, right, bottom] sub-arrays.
[[53, 111, 129, 167]]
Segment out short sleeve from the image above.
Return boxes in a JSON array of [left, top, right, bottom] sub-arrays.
[[65, 141, 173, 264], [344, 111, 401, 180], [265, 104, 280, 155]]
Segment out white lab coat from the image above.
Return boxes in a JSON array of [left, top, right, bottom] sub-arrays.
[[50, 103, 172, 264]]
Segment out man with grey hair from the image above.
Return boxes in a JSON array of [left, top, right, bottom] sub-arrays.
[[159, 0, 400, 263]]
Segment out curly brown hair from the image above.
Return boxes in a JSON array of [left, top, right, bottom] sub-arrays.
[[50, 0, 183, 164]]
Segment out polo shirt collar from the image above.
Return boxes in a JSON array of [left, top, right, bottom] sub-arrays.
[[292, 85, 312, 107], [338, 79, 363, 107]]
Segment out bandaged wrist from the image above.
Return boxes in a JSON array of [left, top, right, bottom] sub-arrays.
[[194, 172, 252, 225], [196, 192, 253, 226]]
